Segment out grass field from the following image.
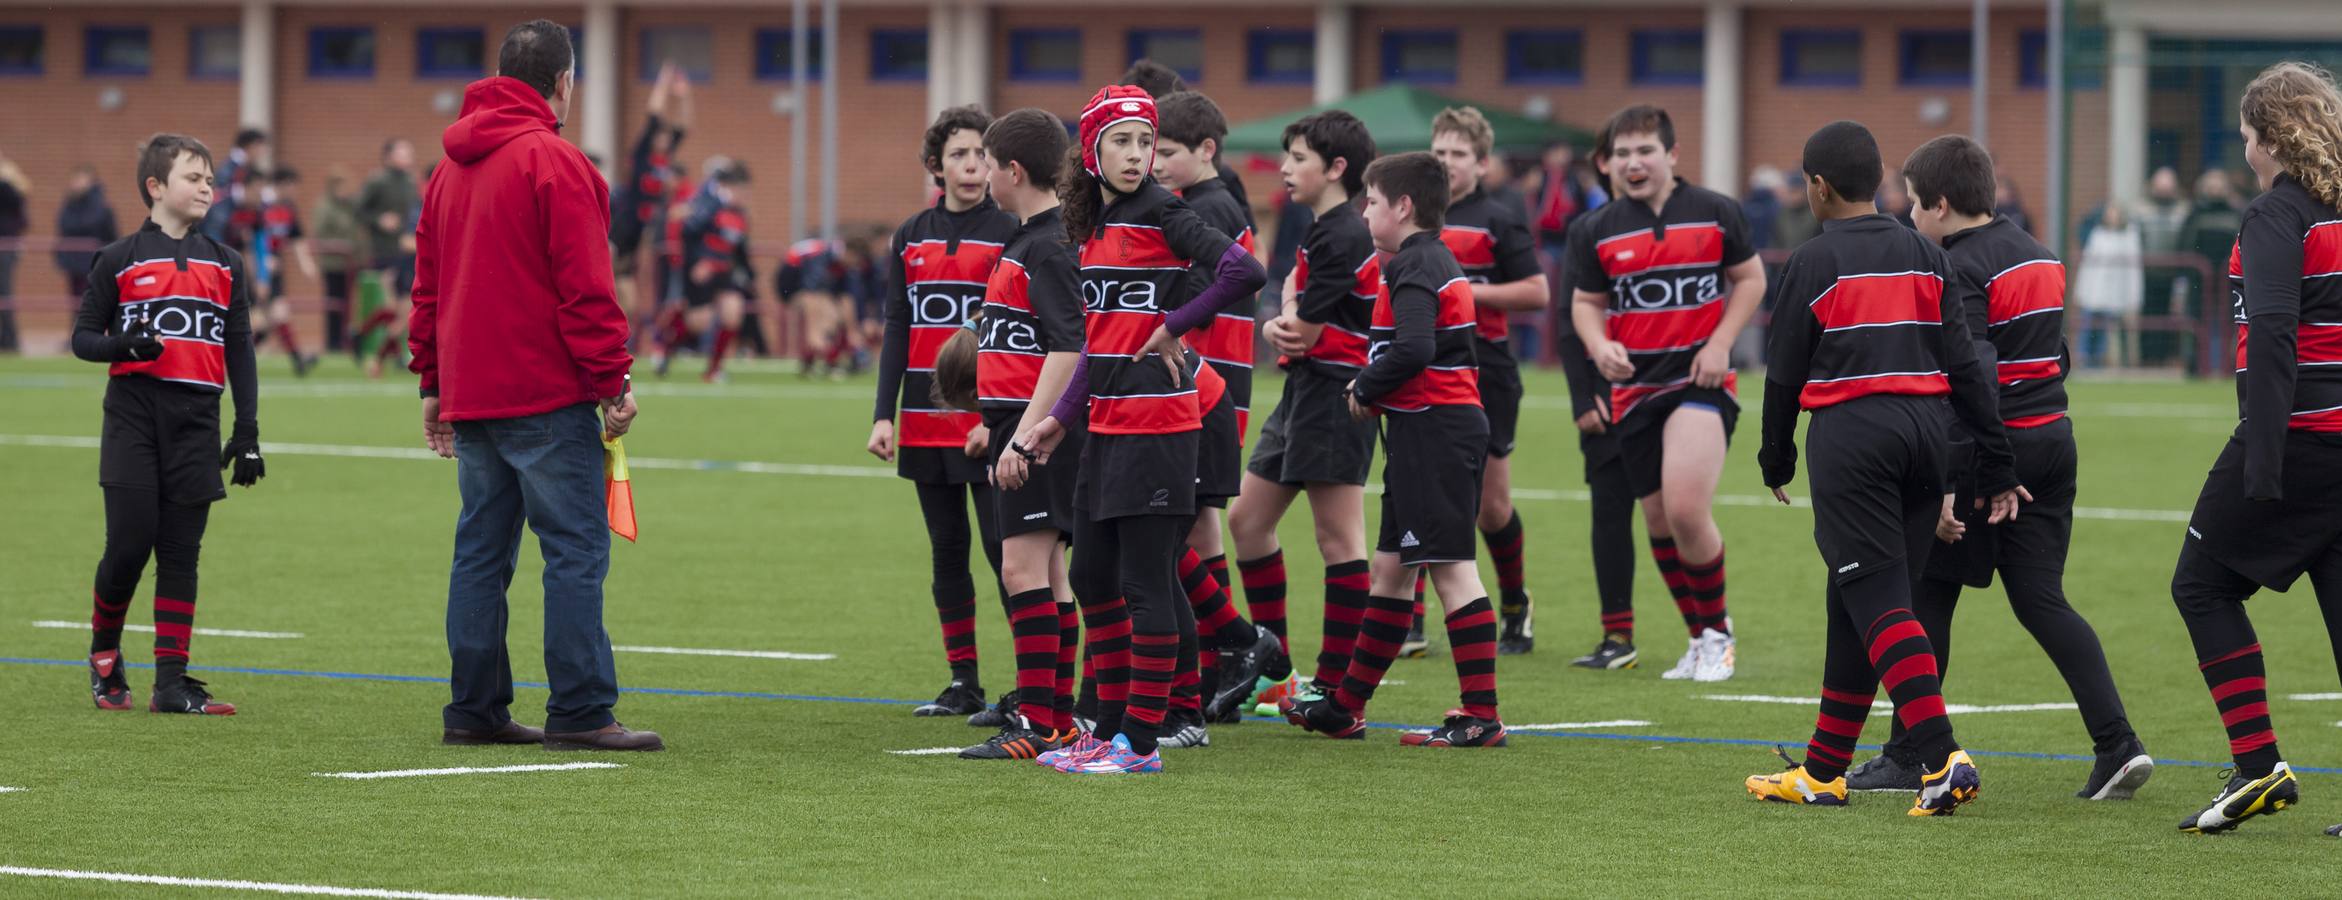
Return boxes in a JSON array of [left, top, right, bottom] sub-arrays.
[[4, 352, 2340, 898]]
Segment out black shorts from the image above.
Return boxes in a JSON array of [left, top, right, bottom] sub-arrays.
[[1804, 395, 1950, 585], [984, 407, 1081, 537], [897, 444, 991, 485], [1376, 405, 1489, 566], [1925, 416, 2077, 588], [1078, 430, 1199, 521], [99, 377, 225, 506], [1580, 428, 1623, 482], [1616, 385, 1739, 499], [1196, 389, 1241, 506], [1476, 339, 1522, 458], [1247, 365, 1377, 486], [2183, 426, 2342, 591]]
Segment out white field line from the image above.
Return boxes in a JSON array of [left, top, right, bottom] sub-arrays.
[[312, 762, 623, 781], [0, 787, 21, 794], [1507, 720, 1656, 730], [31, 620, 303, 639], [2289, 692, 2342, 701], [613, 645, 835, 661], [1699, 694, 2077, 716], [0, 866, 540, 900], [0, 434, 2200, 524], [886, 747, 965, 756]]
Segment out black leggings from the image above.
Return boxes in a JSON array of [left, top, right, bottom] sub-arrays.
[[913, 480, 1005, 610], [92, 486, 211, 654], [1818, 490, 1957, 764], [1587, 451, 1637, 620], [1887, 566, 2134, 755], [1070, 512, 1192, 747], [2172, 540, 2342, 695]]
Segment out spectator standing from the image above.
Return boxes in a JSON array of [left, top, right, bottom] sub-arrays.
[[2075, 204, 2145, 370], [1742, 165, 1783, 250], [311, 168, 363, 353], [0, 153, 24, 351], [55, 165, 118, 320]]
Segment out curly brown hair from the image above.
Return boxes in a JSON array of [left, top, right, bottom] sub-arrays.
[[2241, 61, 2342, 209]]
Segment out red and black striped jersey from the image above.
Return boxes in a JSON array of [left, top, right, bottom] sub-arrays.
[[2228, 174, 2342, 442], [79, 219, 254, 392], [1568, 178, 1757, 421], [1442, 187, 1543, 349], [875, 196, 1017, 446], [1359, 231, 1479, 413], [1177, 176, 1259, 431], [681, 186, 749, 286], [977, 206, 1086, 410], [1765, 215, 1957, 409], [1941, 215, 2070, 428], [1077, 181, 1238, 435], [1288, 198, 1380, 373]]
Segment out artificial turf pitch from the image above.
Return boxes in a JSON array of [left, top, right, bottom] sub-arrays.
[[3, 354, 2339, 897]]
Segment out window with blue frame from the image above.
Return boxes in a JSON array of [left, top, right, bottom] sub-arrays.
[[308, 27, 375, 79], [1128, 29, 1201, 83], [85, 26, 149, 76], [1631, 29, 1702, 86], [1008, 29, 1080, 82], [189, 25, 239, 78], [0, 26, 39, 75], [871, 29, 927, 82], [754, 28, 825, 81], [1504, 30, 1582, 85], [1779, 29, 1859, 87], [639, 26, 711, 82], [1246, 29, 1311, 85], [1380, 30, 1456, 84], [2020, 28, 2104, 90], [1899, 30, 1970, 86], [416, 27, 485, 79]]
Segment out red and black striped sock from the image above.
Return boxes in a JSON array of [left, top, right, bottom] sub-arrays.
[[1126, 632, 1181, 754], [1684, 548, 1729, 635], [1081, 596, 1131, 737], [1005, 588, 1059, 729], [1484, 511, 1528, 615], [154, 595, 195, 664], [90, 588, 132, 654], [1867, 607, 1955, 766], [1238, 551, 1288, 654], [1412, 573, 1427, 625], [1315, 560, 1370, 688], [1650, 537, 1699, 637], [1052, 603, 1079, 731], [374, 335, 402, 362], [934, 595, 979, 684], [1205, 555, 1232, 608], [1600, 610, 1635, 641], [1182, 549, 1256, 648], [1444, 597, 1500, 719], [1335, 593, 1413, 716], [1170, 631, 1203, 717], [1802, 685, 1876, 782], [705, 329, 737, 377], [273, 322, 301, 356], [2199, 643, 2281, 777]]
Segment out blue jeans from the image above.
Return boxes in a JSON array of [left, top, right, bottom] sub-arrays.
[[445, 403, 619, 733]]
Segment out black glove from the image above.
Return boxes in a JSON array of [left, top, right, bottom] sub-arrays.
[[116, 310, 165, 362], [221, 421, 265, 487], [1758, 442, 1797, 490]]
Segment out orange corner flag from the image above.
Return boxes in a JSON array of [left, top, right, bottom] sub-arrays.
[[605, 436, 637, 542]]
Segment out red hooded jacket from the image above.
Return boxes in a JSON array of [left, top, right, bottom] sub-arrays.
[[410, 76, 631, 421]]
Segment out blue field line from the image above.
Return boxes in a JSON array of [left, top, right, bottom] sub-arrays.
[[8, 656, 2333, 774]]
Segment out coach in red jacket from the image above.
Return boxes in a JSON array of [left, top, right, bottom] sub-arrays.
[[409, 20, 660, 752]]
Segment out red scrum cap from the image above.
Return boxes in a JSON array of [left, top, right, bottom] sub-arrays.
[[1079, 85, 1157, 183]]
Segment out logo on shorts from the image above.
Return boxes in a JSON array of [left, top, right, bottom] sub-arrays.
[[1023, 511, 1050, 521], [2188, 527, 2203, 540], [1150, 489, 1170, 508], [1836, 562, 1860, 574], [1400, 531, 1420, 548]]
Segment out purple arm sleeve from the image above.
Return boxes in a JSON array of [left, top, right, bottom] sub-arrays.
[[1162, 244, 1268, 336], [1048, 352, 1092, 424]]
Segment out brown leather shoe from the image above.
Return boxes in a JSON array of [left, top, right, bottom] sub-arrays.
[[443, 720, 547, 746], [543, 722, 665, 752]]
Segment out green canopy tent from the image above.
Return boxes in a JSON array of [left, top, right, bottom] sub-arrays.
[[1221, 84, 1592, 157]]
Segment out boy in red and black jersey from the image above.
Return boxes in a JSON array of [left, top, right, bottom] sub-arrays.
[[668, 158, 752, 383], [249, 168, 320, 376], [1749, 121, 2021, 815], [2165, 62, 2342, 837], [870, 106, 1021, 719], [1283, 152, 1505, 747], [1433, 106, 1550, 655], [1555, 121, 1644, 671], [610, 64, 688, 333], [1847, 135, 2148, 799], [1228, 111, 1381, 700], [1568, 105, 1765, 682], [72, 134, 265, 717], [1149, 90, 1283, 733]]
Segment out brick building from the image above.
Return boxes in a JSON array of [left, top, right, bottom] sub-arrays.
[[3, 0, 2324, 339]]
